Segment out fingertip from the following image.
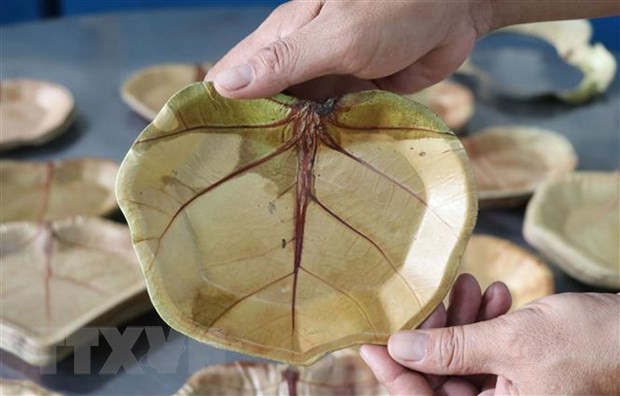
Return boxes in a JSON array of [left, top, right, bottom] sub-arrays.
[[456, 273, 480, 289], [488, 281, 511, 300], [212, 64, 253, 92], [487, 281, 512, 312], [359, 344, 402, 382], [478, 281, 512, 320], [447, 273, 483, 326], [362, 344, 434, 395], [419, 302, 447, 329], [360, 344, 383, 367]]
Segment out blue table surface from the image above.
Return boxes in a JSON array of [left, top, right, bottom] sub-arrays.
[[1, 7, 619, 395]]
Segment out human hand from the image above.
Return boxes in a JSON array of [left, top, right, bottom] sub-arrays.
[[365, 290, 620, 395], [205, 0, 493, 100], [361, 273, 512, 395]]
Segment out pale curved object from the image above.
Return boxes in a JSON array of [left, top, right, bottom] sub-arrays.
[[502, 20, 617, 103], [462, 126, 577, 207], [0, 158, 119, 223], [116, 82, 477, 365], [0, 379, 61, 396], [524, 172, 620, 289], [406, 80, 474, 131], [0, 79, 75, 151], [0, 217, 149, 366], [121, 63, 213, 120], [460, 235, 554, 310], [175, 349, 387, 396]]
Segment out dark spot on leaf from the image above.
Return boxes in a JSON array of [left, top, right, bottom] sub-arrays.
[[419, 151, 426, 157], [268, 201, 276, 214], [281, 238, 287, 249]]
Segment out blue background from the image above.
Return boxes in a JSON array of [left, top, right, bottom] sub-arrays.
[[2, 0, 619, 50], [0, 1, 286, 24]]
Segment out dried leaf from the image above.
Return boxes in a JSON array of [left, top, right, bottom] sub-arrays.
[[0, 79, 75, 151], [117, 82, 477, 365], [121, 63, 213, 120], [175, 349, 387, 396], [502, 20, 616, 103], [0, 217, 149, 365], [524, 172, 620, 289], [406, 80, 474, 131], [0, 158, 119, 223], [462, 126, 577, 208], [459, 235, 553, 310]]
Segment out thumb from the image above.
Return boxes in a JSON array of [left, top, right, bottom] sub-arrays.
[[212, 20, 346, 99], [387, 320, 506, 376]]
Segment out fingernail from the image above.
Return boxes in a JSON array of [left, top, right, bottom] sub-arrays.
[[388, 331, 427, 362], [214, 64, 253, 91]]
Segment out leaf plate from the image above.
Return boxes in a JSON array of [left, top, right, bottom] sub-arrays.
[[462, 126, 577, 207], [523, 172, 619, 289], [0, 158, 119, 223], [0, 379, 61, 396], [175, 349, 386, 396], [121, 63, 213, 120], [406, 80, 474, 131], [0, 79, 75, 151], [116, 82, 477, 365], [0, 216, 149, 366], [459, 234, 554, 310]]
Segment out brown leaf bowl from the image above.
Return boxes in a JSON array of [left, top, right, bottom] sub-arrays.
[[121, 62, 213, 120], [462, 126, 577, 208], [116, 82, 477, 365], [0, 158, 119, 223], [0, 216, 150, 366], [175, 349, 387, 396], [458, 234, 554, 310], [524, 172, 620, 289], [406, 80, 474, 132], [0, 79, 75, 151]]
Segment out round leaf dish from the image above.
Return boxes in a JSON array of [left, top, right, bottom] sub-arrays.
[[0, 158, 119, 223], [0, 216, 149, 366], [116, 81, 477, 365], [0, 79, 75, 151], [523, 172, 619, 289], [0, 380, 61, 396], [121, 62, 213, 120], [458, 235, 554, 310], [462, 126, 577, 207], [175, 349, 387, 396], [406, 80, 474, 131]]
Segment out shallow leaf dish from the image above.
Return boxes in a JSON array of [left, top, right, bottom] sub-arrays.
[[0, 79, 75, 151], [502, 20, 617, 103], [175, 349, 386, 396], [524, 172, 619, 289], [462, 126, 577, 207], [116, 82, 477, 365], [0, 217, 149, 366], [0, 158, 119, 223], [406, 80, 474, 131], [0, 379, 61, 396], [121, 63, 213, 120], [460, 235, 554, 309]]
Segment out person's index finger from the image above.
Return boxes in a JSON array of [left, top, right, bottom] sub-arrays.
[[213, 15, 351, 99], [205, 1, 320, 83], [360, 345, 434, 396]]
